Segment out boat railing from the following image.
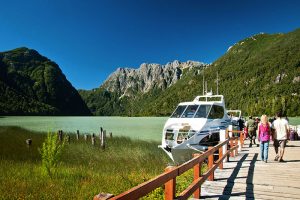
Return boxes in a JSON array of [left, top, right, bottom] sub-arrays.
[[94, 129, 245, 200], [193, 95, 224, 103]]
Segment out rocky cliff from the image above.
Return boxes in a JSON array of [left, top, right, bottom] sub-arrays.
[[102, 60, 209, 97]]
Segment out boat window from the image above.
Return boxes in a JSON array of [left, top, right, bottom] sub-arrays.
[[208, 105, 224, 119], [170, 105, 187, 118], [194, 105, 211, 118], [181, 105, 199, 118]]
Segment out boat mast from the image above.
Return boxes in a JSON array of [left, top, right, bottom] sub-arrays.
[[216, 71, 219, 95], [202, 74, 205, 95]]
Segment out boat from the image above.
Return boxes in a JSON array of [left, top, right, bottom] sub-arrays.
[[159, 93, 233, 164], [227, 109, 242, 128]]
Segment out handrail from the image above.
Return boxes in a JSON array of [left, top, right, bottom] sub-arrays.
[[95, 131, 243, 200]]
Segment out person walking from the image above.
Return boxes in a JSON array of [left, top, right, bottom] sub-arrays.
[[272, 111, 289, 162], [246, 116, 257, 147], [258, 115, 271, 163]]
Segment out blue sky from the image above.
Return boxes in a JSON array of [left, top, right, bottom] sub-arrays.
[[0, 0, 300, 89]]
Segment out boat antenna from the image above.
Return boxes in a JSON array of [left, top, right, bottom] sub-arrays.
[[216, 71, 219, 95], [202, 74, 205, 95]]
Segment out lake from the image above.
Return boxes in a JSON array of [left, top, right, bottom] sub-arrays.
[[0, 116, 168, 142], [0, 116, 299, 142]]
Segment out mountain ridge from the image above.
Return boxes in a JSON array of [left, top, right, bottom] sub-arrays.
[[80, 28, 300, 117], [101, 60, 209, 97], [0, 47, 91, 115]]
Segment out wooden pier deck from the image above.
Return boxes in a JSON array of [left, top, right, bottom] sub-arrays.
[[199, 140, 300, 200]]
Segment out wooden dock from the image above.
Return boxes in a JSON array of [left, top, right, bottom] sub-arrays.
[[199, 140, 300, 200]]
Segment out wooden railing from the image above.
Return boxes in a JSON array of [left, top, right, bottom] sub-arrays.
[[94, 130, 245, 200]]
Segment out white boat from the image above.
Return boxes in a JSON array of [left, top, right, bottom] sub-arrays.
[[227, 109, 242, 127], [159, 94, 232, 164]]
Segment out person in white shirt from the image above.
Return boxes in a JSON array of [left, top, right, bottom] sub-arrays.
[[272, 111, 289, 162]]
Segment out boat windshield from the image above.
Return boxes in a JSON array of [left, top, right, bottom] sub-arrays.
[[181, 105, 199, 118], [170, 105, 187, 118], [171, 104, 212, 118], [194, 105, 211, 118]]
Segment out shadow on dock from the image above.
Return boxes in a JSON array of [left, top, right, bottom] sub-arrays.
[[201, 153, 258, 199]]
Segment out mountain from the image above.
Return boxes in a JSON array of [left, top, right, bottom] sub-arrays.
[[79, 61, 208, 116], [102, 60, 208, 96], [80, 28, 300, 117], [0, 47, 91, 115]]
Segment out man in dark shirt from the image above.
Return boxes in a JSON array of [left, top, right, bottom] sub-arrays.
[[246, 116, 257, 147]]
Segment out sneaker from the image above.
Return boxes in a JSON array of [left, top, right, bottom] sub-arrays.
[[274, 156, 279, 161], [279, 159, 285, 162], [264, 160, 267, 163]]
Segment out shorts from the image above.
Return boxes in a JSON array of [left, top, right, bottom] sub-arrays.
[[248, 130, 256, 138], [274, 139, 286, 149]]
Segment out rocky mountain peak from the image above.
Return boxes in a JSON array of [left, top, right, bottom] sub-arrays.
[[102, 60, 209, 97]]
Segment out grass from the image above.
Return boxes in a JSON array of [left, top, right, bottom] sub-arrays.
[[0, 126, 206, 199]]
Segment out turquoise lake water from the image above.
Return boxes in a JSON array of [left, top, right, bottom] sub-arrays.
[[0, 116, 168, 142], [0, 116, 299, 142]]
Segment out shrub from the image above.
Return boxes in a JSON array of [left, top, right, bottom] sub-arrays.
[[39, 132, 65, 177]]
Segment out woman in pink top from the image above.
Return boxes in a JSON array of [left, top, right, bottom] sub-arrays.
[[258, 115, 272, 163]]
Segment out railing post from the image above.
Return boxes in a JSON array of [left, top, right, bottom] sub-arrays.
[[225, 129, 229, 139], [228, 125, 233, 137], [208, 146, 214, 181], [193, 154, 202, 198], [242, 131, 245, 146], [230, 138, 234, 157], [220, 130, 227, 163], [235, 137, 238, 156], [165, 166, 176, 200], [218, 146, 223, 169], [238, 132, 243, 151]]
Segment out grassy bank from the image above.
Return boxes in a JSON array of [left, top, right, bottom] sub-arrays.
[[0, 126, 201, 199]]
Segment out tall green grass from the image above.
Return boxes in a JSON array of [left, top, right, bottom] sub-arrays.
[[0, 126, 201, 199]]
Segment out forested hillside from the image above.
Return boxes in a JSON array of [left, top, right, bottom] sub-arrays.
[[80, 28, 300, 117], [0, 47, 91, 115]]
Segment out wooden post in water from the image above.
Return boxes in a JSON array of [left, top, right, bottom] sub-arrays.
[[109, 132, 112, 138], [99, 127, 103, 140], [76, 130, 80, 140], [67, 135, 70, 143], [84, 134, 88, 141], [58, 130, 63, 142], [92, 134, 96, 146], [101, 130, 106, 150]]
